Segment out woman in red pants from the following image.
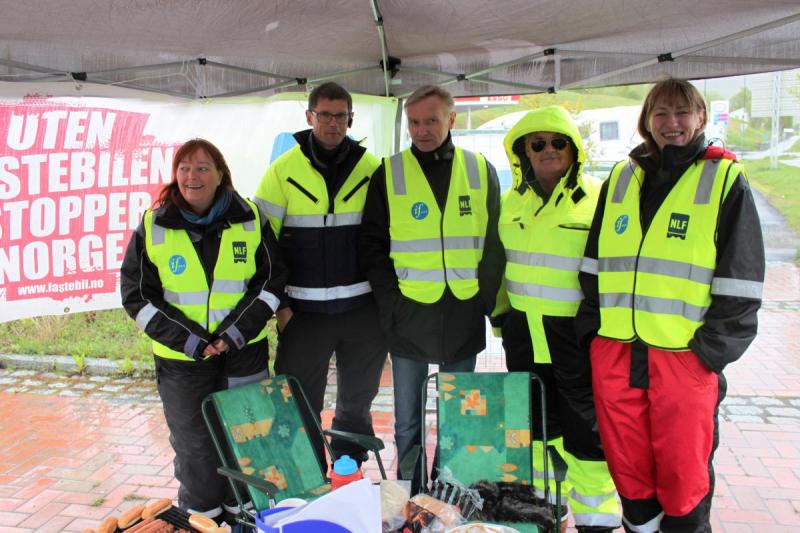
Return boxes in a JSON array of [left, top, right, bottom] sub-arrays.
[[576, 78, 764, 532]]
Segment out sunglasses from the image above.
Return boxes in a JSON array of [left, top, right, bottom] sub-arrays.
[[530, 138, 569, 152]]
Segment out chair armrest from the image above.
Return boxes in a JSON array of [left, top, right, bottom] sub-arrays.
[[323, 429, 385, 452], [547, 445, 568, 483], [217, 466, 279, 496]]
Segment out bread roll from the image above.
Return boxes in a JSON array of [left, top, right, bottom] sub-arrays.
[[142, 498, 172, 520], [188, 513, 218, 533], [96, 516, 117, 533], [118, 503, 145, 528]]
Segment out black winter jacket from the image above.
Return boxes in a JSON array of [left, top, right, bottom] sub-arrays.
[[268, 130, 376, 314], [120, 191, 287, 371], [576, 136, 765, 374], [359, 135, 505, 364]]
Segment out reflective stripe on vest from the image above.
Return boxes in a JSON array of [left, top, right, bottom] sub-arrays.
[[386, 148, 488, 303], [142, 199, 268, 360], [596, 158, 753, 348]]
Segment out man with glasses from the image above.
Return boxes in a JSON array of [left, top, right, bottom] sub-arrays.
[[254, 82, 386, 472], [360, 85, 503, 490], [494, 106, 620, 532]]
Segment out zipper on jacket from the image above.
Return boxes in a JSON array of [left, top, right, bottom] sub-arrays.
[[341, 176, 370, 202], [287, 177, 319, 204]]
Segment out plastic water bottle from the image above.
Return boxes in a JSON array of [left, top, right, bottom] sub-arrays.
[[329, 454, 363, 490]]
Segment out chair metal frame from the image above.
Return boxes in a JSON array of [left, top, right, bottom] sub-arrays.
[[201, 374, 387, 529], [418, 371, 567, 531]]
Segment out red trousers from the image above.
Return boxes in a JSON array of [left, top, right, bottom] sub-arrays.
[[590, 337, 718, 517]]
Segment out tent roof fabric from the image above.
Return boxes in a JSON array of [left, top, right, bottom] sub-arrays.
[[2, 0, 800, 99]]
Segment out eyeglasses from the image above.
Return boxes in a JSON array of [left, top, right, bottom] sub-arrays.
[[530, 138, 569, 152], [310, 110, 352, 124]]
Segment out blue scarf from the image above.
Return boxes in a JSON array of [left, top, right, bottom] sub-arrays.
[[180, 190, 231, 226]]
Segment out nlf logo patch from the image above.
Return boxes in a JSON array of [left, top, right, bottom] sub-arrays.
[[232, 241, 247, 263], [614, 215, 628, 235], [411, 202, 429, 220], [169, 255, 187, 275], [458, 195, 472, 216], [667, 213, 690, 239]]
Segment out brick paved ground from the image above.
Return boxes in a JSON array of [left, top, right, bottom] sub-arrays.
[[1, 261, 798, 532]]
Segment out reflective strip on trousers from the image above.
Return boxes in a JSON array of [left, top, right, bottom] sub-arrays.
[[569, 487, 619, 512], [284, 212, 362, 228], [506, 278, 583, 303], [391, 236, 484, 253], [390, 150, 480, 196], [395, 267, 478, 282], [572, 512, 623, 528], [599, 256, 714, 285], [622, 512, 664, 533], [285, 281, 372, 301], [164, 289, 209, 305], [506, 249, 582, 272], [600, 292, 708, 322], [711, 277, 763, 299], [611, 160, 719, 205], [135, 302, 159, 330], [253, 197, 286, 221]]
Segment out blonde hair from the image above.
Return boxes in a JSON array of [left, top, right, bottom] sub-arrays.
[[638, 78, 707, 156], [404, 85, 454, 113]]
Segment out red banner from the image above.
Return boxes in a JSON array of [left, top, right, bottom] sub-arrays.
[[0, 95, 180, 312]]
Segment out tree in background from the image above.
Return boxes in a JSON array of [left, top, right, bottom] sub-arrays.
[[730, 86, 752, 117]]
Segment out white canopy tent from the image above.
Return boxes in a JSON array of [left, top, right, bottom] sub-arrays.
[[2, 0, 800, 100]]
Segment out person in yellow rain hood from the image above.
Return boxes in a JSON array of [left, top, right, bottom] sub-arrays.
[[493, 106, 621, 532]]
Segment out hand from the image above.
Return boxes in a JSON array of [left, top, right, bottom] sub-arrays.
[[276, 307, 294, 333], [212, 338, 229, 353], [202, 343, 222, 358]]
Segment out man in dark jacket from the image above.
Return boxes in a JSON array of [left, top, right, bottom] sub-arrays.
[[254, 82, 387, 472], [359, 85, 504, 485]]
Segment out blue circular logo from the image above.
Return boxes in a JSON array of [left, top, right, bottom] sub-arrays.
[[614, 215, 629, 235], [169, 255, 187, 275], [411, 202, 429, 220]]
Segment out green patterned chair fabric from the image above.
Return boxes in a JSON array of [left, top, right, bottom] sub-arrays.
[[206, 376, 331, 511], [436, 372, 533, 486]]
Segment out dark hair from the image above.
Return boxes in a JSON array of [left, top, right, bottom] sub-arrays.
[[638, 78, 707, 156], [156, 138, 234, 209], [308, 82, 352, 111]]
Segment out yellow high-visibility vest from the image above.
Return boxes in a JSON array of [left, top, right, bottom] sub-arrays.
[[500, 173, 600, 361], [385, 147, 489, 303], [592, 158, 742, 349], [143, 199, 268, 360]]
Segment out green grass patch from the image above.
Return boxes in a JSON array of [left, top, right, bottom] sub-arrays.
[[746, 157, 800, 235], [0, 309, 278, 363]]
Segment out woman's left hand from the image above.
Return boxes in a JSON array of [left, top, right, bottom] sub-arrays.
[[212, 338, 229, 353]]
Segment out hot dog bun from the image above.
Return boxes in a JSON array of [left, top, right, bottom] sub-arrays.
[[118, 503, 145, 528], [188, 513, 218, 533], [142, 498, 172, 520], [96, 516, 117, 533]]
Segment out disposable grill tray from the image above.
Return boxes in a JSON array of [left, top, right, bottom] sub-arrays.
[[161, 506, 199, 531], [114, 506, 199, 532]]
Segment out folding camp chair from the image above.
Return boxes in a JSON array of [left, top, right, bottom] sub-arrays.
[[414, 372, 567, 533], [201, 374, 387, 530]]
